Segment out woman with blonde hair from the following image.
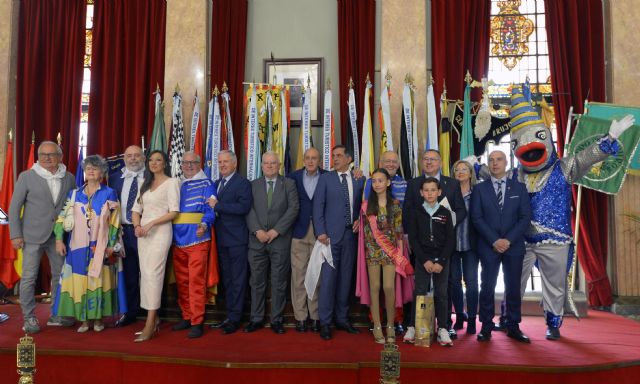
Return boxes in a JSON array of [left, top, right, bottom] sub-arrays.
[[448, 159, 479, 334]]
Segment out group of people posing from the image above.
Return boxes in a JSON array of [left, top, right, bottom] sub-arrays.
[[8, 140, 541, 347]]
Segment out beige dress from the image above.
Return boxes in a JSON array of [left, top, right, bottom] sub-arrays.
[[131, 178, 180, 310]]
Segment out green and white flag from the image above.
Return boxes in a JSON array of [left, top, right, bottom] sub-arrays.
[[150, 89, 167, 154], [568, 103, 640, 194]]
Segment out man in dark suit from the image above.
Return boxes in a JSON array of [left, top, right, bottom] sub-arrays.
[[471, 150, 531, 343], [208, 150, 252, 334], [313, 145, 365, 340], [109, 145, 145, 327], [402, 149, 466, 342], [288, 147, 326, 333], [244, 152, 299, 334]]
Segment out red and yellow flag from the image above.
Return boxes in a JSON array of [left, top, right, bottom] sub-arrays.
[[0, 136, 19, 288]]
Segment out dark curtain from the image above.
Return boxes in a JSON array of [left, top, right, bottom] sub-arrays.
[[337, 0, 376, 146], [16, 0, 86, 173], [431, 0, 490, 162], [545, 1, 610, 306], [87, 0, 167, 158], [210, 0, 248, 158]]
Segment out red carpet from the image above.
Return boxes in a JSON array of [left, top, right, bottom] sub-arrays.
[[1, 303, 640, 383]]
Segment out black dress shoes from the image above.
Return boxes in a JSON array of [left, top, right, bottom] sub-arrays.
[[271, 321, 286, 334], [222, 321, 240, 334], [448, 329, 458, 340], [335, 322, 360, 334], [295, 320, 307, 333], [477, 330, 492, 342], [546, 326, 560, 340], [466, 318, 477, 335], [493, 319, 508, 332], [320, 325, 332, 340], [243, 321, 264, 333], [172, 319, 191, 331], [507, 327, 531, 344], [188, 323, 204, 338], [310, 320, 321, 333], [210, 319, 230, 329]]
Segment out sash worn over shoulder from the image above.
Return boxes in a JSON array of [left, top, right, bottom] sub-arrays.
[[365, 213, 414, 277]]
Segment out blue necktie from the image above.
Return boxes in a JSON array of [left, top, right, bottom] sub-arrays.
[[218, 178, 227, 194], [495, 180, 504, 210], [341, 173, 351, 225], [126, 177, 138, 222]]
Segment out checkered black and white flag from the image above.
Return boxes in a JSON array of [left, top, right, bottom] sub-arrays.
[[169, 91, 185, 178]]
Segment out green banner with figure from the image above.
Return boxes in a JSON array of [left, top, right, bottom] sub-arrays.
[[567, 103, 640, 194]]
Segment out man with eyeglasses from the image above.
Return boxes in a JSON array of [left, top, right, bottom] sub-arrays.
[[170, 151, 216, 338], [9, 141, 76, 334], [402, 149, 466, 343], [245, 152, 299, 334]]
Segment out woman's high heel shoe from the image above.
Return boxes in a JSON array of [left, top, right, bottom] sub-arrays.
[[134, 324, 159, 342], [386, 325, 396, 343], [134, 318, 160, 336], [373, 325, 385, 344]]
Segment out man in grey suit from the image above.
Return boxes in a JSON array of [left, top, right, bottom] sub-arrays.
[[9, 141, 76, 334], [245, 151, 299, 334]]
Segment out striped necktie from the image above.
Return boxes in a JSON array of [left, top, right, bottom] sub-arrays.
[[495, 180, 504, 209]]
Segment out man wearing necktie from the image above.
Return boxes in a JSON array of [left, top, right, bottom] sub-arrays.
[[207, 150, 252, 334], [313, 145, 365, 340], [471, 150, 532, 344], [109, 145, 145, 327], [245, 152, 299, 334]]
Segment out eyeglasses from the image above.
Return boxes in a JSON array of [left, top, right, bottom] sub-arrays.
[[38, 152, 60, 158], [423, 157, 440, 162], [454, 168, 470, 173], [182, 161, 200, 166]]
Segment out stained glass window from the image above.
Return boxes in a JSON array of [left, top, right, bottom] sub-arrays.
[[79, 1, 94, 156]]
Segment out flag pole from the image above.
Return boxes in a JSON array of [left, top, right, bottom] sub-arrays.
[[565, 99, 588, 320]]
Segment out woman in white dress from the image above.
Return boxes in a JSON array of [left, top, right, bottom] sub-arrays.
[[131, 150, 180, 342]]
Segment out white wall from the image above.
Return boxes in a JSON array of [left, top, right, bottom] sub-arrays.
[[245, 0, 340, 163]]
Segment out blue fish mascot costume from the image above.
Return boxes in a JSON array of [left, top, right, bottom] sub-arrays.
[[505, 86, 635, 340]]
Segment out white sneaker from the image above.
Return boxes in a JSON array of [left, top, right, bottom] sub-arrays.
[[437, 327, 453, 346], [403, 326, 415, 344]]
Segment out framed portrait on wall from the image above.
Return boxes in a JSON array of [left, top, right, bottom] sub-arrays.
[[264, 57, 324, 126]]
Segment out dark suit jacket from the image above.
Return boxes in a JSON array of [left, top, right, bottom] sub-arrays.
[[214, 172, 253, 247], [403, 174, 466, 234], [288, 168, 327, 239], [408, 205, 455, 266], [470, 178, 531, 257], [246, 175, 299, 250], [312, 170, 365, 243]]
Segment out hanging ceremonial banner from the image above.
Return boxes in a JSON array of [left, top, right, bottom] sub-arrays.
[[190, 95, 200, 151], [361, 79, 374, 177], [568, 102, 640, 193], [169, 92, 185, 178], [280, 87, 289, 174], [322, 90, 333, 169], [204, 96, 214, 179], [402, 84, 415, 178], [348, 88, 360, 168], [426, 84, 439, 150], [380, 85, 393, 151], [301, 86, 312, 153], [211, 95, 222, 181], [221, 91, 235, 152], [246, 86, 260, 180], [265, 89, 274, 151]]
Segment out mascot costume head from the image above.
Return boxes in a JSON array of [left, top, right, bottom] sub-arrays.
[[509, 85, 555, 173]]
